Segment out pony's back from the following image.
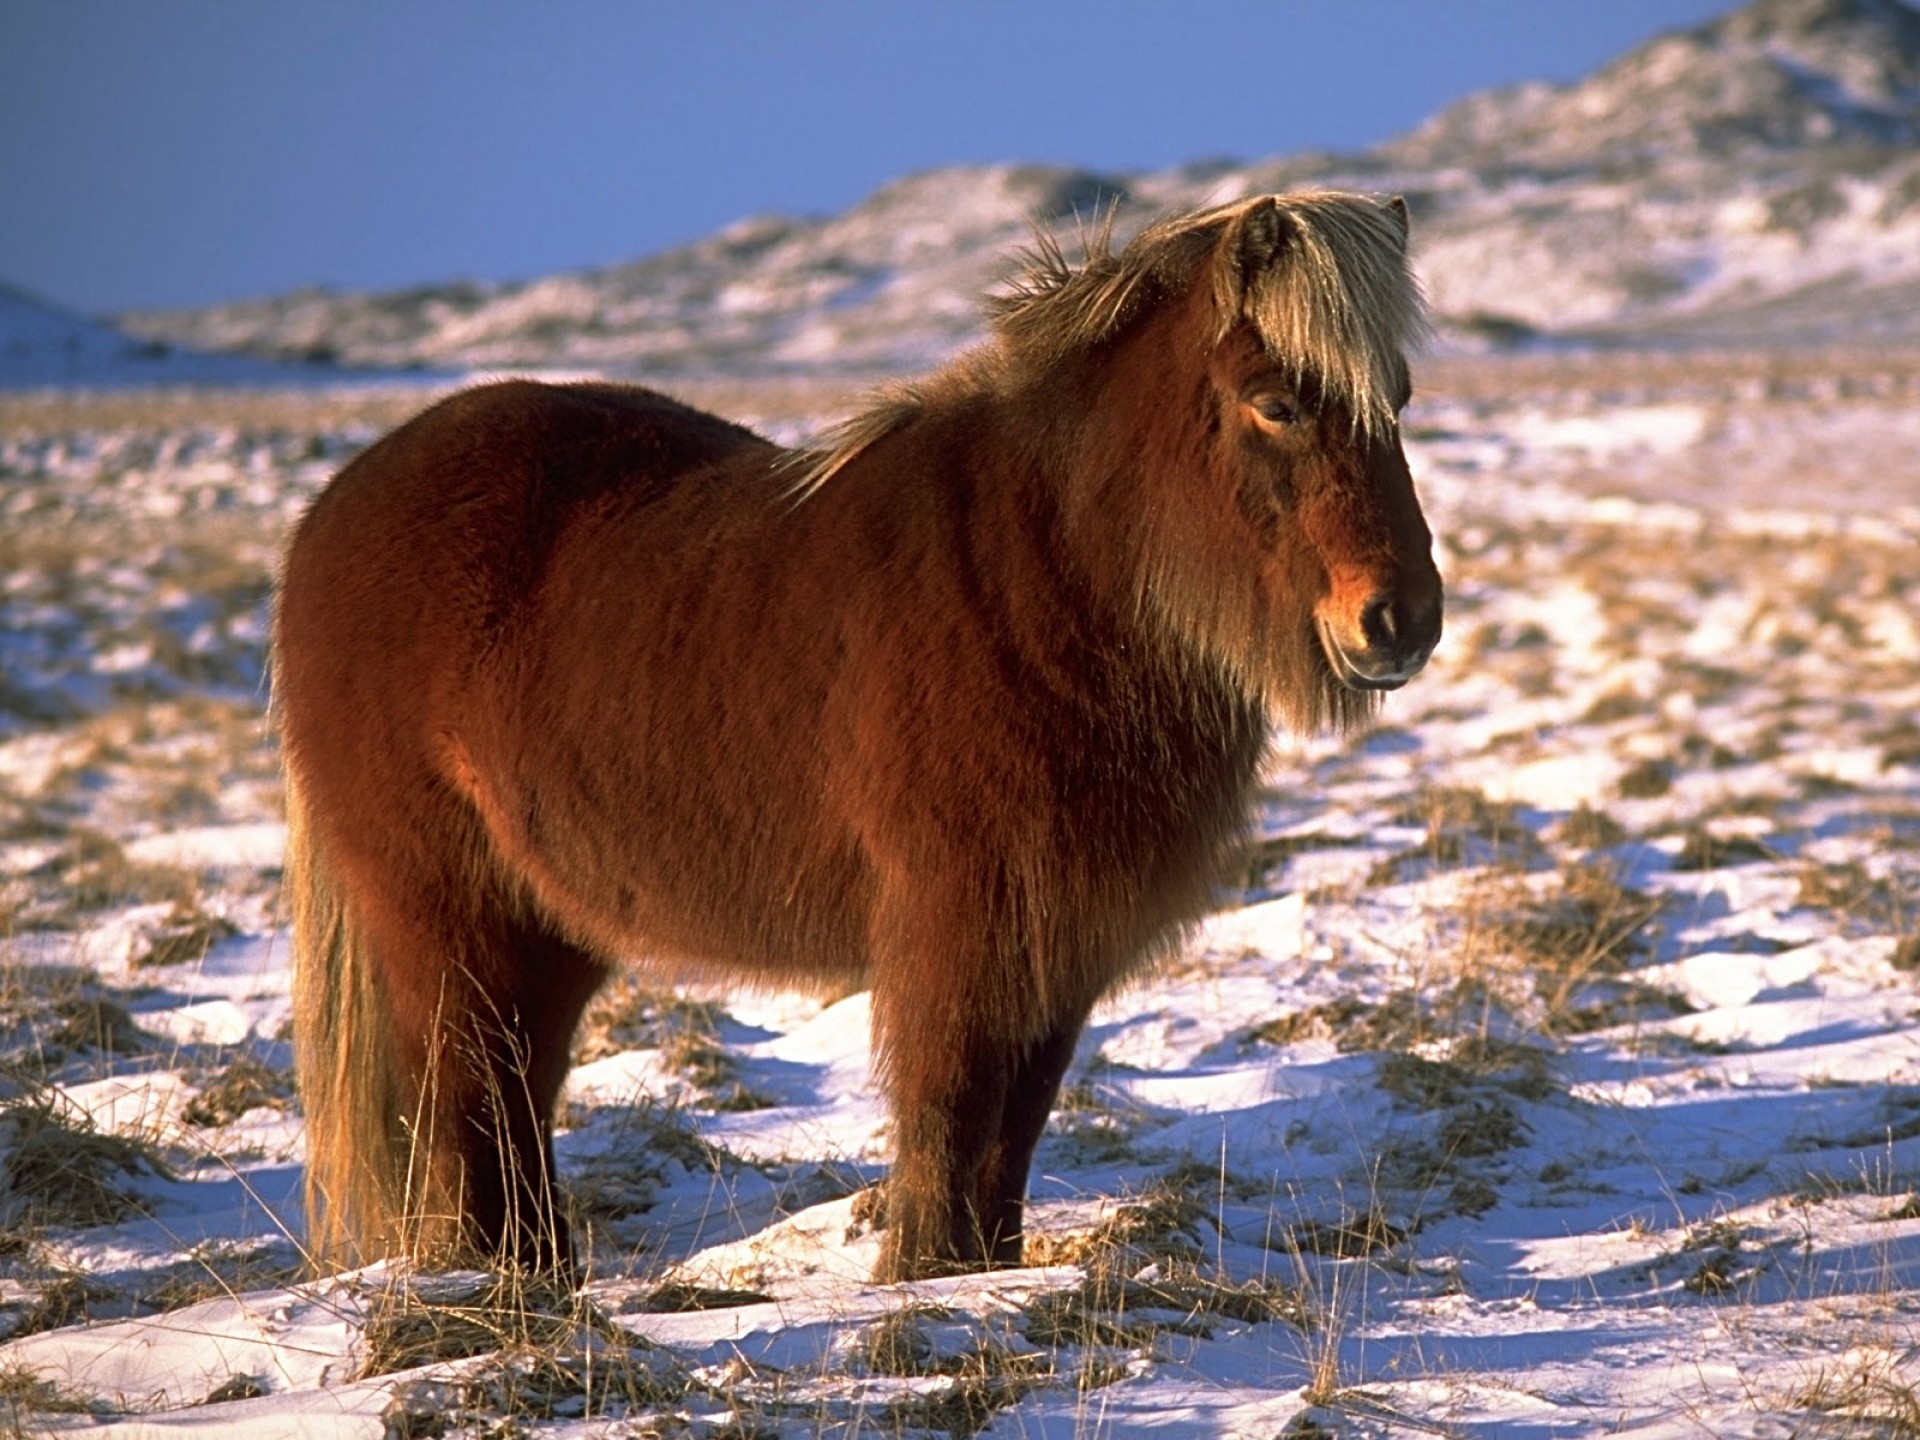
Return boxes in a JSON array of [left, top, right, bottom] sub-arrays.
[[277, 380, 775, 1268]]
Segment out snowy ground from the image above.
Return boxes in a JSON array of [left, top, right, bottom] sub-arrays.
[[2, 352, 1919, 1438]]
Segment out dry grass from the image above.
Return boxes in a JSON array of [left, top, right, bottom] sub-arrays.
[[1368, 784, 1548, 883], [43, 830, 199, 917], [1552, 803, 1631, 851], [1237, 830, 1366, 897], [1375, 1085, 1526, 1220], [0, 1086, 170, 1230], [1024, 1181, 1211, 1275], [1244, 853, 1678, 1230], [354, 1267, 696, 1435], [1419, 344, 1920, 407], [573, 976, 724, 1066], [1272, 1207, 1406, 1261], [136, 910, 240, 969], [561, 1095, 747, 1254], [852, 1303, 1052, 1402], [1376, 1043, 1555, 1108], [1245, 992, 1429, 1053], [1670, 826, 1777, 872], [0, 699, 281, 989], [1789, 1349, 1920, 1439], [1244, 857, 1672, 1229], [0, 965, 84, 1069], [1018, 1261, 1301, 1349], [0, 1362, 101, 1435], [1021, 1177, 1305, 1358], [1468, 862, 1674, 1035], [138, 1237, 303, 1313], [1798, 861, 1915, 933], [0, 373, 877, 442], [6, 1266, 118, 1340], [842, 1305, 1056, 1433], [573, 974, 777, 1112], [1245, 856, 1658, 1058], [1044, 1076, 1150, 1165], [1618, 757, 1675, 799], [364, 1282, 691, 1436], [0, 385, 443, 438], [43, 994, 151, 1060], [354, 1270, 602, 1378], [631, 1280, 776, 1313], [182, 1050, 295, 1127]]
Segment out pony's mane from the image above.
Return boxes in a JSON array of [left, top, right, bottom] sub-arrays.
[[991, 192, 1428, 432], [790, 191, 1428, 493]]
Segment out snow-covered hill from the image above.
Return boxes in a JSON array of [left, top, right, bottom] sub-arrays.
[[0, 285, 312, 390], [106, 0, 1920, 378]]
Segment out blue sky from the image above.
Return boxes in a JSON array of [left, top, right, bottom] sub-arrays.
[[3, 1, 1733, 316]]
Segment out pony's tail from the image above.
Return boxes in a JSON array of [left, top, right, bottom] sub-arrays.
[[287, 764, 403, 1271]]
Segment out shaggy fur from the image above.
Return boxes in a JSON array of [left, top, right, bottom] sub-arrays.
[[276, 190, 1442, 1282]]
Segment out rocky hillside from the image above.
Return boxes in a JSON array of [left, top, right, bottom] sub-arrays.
[[117, 0, 1920, 375]]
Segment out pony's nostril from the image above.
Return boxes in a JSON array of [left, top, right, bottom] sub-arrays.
[[1359, 595, 1399, 652]]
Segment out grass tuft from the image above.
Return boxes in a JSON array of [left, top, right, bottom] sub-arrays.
[[380, 1330, 690, 1436], [0, 1362, 101, 1432], [1790, 1349, 1920, 1439], [1553, 803, 1630, 851], [1894, 934, 1920, 972], [0, 1087, 170, 1230], [135, 909, 240, 968], [1670, 827, 1777, 872], [355, 1269, 603, 1379], [1022, 1177, 1305, 1356], [1796, 861, 1913, 932], [182, 1051, 295, 1127], [9, 1267, 118, 1339], [574, 976, 778, 1111], [358, 1268, 699, 1435], [1472, 863, 1673, 1034], [44, 995, 151, 1059]]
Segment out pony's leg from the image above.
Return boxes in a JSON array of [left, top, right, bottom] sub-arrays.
[[870, 984, 1014, 1281], [472, 922, 609, 1272], [971, 1016, 1086, 1267], [360, 884, 606, 1271]]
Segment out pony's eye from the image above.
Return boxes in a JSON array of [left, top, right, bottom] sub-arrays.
[[1250, 394, 1301, 427]]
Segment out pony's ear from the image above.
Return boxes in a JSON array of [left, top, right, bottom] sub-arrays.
[[1384, 195, 1411, 245], [1236, 196, 1294, 272], [1210, 196, 1295, 331]]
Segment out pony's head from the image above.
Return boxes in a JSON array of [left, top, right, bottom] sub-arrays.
[[995, 191, 1443, 732]]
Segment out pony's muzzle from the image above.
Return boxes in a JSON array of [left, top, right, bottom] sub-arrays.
[[1317, 587, 1442, 691]]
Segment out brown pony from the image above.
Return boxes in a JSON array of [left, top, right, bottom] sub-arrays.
[[276, 191, 1441, 1283]]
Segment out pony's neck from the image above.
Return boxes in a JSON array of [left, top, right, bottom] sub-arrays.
[[1027, 312, 1235, 679]]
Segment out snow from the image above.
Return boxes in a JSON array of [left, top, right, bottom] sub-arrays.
[[1506, 403, 1709, 458], [2, 343, 1920, 1435], [122, 823, 288, 873]]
